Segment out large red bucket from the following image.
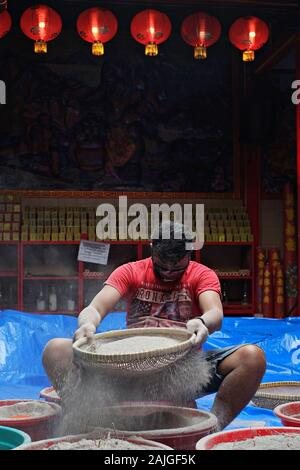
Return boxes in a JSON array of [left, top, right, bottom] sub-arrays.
[[90, 403, 217, 450], [196, 426, 300, 450], [0, 400, 62, 442]]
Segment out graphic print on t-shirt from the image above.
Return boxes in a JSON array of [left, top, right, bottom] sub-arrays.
[[129, 284, 193, 325]]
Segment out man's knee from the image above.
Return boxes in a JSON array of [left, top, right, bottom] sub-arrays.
[[42, 338, 73, 367], [237, 345, 266, 374], [218, 344, 266, 377]]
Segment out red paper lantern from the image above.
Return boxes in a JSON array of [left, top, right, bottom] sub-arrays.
[[77, 7, 118, 56], [130, 9, 171, 56], [181, 12, 221, 60], [20, 4, 62, 54], [0, 10, 11, 39], [229, 16, 269, 62]]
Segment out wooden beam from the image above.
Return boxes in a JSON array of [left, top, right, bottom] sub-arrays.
[[253, 32, 297, 75], [63, 0, 298, 7], [181, 0, 298, 6]]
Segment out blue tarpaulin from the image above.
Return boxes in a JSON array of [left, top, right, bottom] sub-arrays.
[[1, 310, 300, 430]]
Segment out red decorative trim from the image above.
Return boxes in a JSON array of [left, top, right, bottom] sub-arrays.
[[0, 189, 237, 200]]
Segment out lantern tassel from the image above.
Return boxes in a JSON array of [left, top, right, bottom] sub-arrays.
[[194, 45, 207, 60], [92, 41, 104, 56], [145, 42, 158, 56], [243, 50, 255, 62], [34, 40, 47, 54]]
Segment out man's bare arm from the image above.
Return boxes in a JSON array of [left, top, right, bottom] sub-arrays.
[[74, 285, 122, 341], [198, 290, 223, 334], [186, 290, 223, 346]]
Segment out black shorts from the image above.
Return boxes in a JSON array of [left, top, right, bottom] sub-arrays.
[[201, 344, 247, 394]]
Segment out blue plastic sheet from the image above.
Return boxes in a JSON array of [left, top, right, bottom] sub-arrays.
[[1, 310, 300, 429]]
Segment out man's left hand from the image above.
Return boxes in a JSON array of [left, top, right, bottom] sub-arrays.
[[186, 318, 209, 347]]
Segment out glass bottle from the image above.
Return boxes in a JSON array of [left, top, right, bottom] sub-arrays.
[[222, 281, 228, 305], [57, 285, 65, 311], [241, 281, 249, 305], [37, 285, 46, 311], [49, 285, 57, 312], [67, 284, 76, 312], [9, 284, 14, 309], [84, 294, 89, 308], [27, 284, 34, 311]]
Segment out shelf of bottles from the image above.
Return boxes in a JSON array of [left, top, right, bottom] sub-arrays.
[[200, 244, 254, 315], [23, 280, 78, 315], [0, 278, 18, 310], [82, 244, 138, 312], [0, 239, 254, 316], [0, 243, 18, 310], [21, 243, 79, 314]]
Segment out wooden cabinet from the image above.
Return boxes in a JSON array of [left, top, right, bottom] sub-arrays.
[[0, 239, 255, 316], [199, 242, 255, 315]]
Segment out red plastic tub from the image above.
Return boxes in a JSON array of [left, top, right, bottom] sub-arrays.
[[120, 400, 196, 409], [0, 400, 62, 442], [39, 387, 61, 405], [274, 401, 300, 426], [16, 432, 173, 450], [88, 403, 217, 450], [196, 426, 300, 450]]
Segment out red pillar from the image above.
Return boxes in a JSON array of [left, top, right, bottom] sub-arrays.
[[244, 143, 261, 247], [297, 33, 300, 316], [244, 143, 261, 316]]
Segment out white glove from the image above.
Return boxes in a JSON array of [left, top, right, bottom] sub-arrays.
[[73, 322, 96, 343], [186, 318, 209, 347]]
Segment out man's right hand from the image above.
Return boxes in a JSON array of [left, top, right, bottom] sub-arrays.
[[73, 322, 96, 343]]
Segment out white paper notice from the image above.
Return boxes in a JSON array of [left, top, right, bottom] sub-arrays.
[[77, 241, 110, 265]]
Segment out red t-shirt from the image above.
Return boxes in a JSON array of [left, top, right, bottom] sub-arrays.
[[104, 257, 221, 328]]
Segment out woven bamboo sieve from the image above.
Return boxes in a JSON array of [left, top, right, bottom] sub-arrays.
[[252, 381, 300, 409], [72, 328, 194, 376]]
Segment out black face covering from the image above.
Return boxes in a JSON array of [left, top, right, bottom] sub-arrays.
[[153, 263, 165, 280], [151, 246, 191, 282]]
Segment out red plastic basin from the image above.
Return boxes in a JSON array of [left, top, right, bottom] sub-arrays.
[[274, 401, 300, 427], [196, 426, 300, 450], [39, 387, 61, 405], [0, 400, 62, 442], [16, 432, 173, 450], [92, 403, 217, 450]]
